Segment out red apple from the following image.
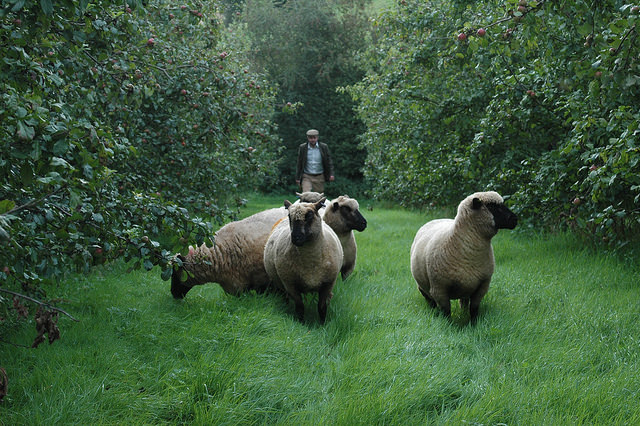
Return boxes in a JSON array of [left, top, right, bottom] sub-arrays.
[[180, 89, 187, 95], [572, 198, 581, 206], [458, 33, 467, 41], [477, 28, 486, 37], [594, 71, 602, 77], [147, 38, 155, 47]]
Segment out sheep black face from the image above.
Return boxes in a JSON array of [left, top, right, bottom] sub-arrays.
[[284, 199, 325, 247], [487, 202, 517, 230], [171, 254, 194, 299], [472, 198, 518, 231], [335, 203, 367, 232]]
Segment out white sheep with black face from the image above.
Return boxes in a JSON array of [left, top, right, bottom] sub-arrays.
[[170, 207, 287, 299], [321, 195, 367, 280], [410, 191, 517, 322], [263, 198, 343, 324]]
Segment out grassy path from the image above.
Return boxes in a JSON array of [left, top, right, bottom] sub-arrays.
[[2, 194, 640, 424]]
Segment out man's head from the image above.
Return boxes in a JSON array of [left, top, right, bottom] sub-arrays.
[[306, 129, 319, 146]]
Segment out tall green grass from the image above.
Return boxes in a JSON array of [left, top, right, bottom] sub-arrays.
[[2, 194, 640, 424]]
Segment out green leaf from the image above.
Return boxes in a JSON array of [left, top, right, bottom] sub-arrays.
[[143, 259, 154, 271], [17, 121, 35, 141], [0, 200, 16, 214], [11, 0, 26, 12], [40, 0, 53, 15], [161, 267, 173, 281], [51, 157, 71, 168], [0, 225, 10, 242]]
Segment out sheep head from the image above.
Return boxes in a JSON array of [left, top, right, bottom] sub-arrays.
[[284, 198, 326, 246], [462, 191, 518, 237], [295, 191, 325, 203], [329, 196, 367, 232]]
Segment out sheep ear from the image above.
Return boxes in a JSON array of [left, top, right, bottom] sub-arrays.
[[284, 200, 292, 209], [315, 198, 326, 211], [472, 197, 483, 210], [332, 201, 340, 211], [295, 192, 302, 197]]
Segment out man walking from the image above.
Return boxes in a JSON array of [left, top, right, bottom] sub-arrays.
[[295, 129, 335, 192]]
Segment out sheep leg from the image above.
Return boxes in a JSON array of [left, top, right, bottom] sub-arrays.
[[418, 286, 437, 309], [287, 289, 305, 322], [341, 262, 355, 281], [469, 280, 490, 322], [430, 290, 451, 317], [460, 298, 470, 310], [317, 284, 333, 324], [437, 300, 451, 317]]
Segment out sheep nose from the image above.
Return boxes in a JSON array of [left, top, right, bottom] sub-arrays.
[[291, 232, 307, 246]]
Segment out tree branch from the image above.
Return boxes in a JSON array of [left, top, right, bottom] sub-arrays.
[[0, 288, 80, 322]]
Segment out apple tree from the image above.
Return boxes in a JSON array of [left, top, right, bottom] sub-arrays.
[[0, 0, 281, 345], [349, 0, 640, 246]]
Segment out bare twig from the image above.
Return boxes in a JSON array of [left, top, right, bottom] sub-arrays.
[[0, 288, 79, 322]]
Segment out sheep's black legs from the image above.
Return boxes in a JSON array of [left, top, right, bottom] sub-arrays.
[[469, 280, 489, 322], [437, 301, 451, 318], [318, 284, 333, 324], [288, 290, 305, 322], [418, 287, 437, 308]]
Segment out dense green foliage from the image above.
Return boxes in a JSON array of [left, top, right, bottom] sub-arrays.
[[1, 0, 280, 334], [235, 0, 372, 193], [2, 194, 640, 423], [348, 0, 640, 246]]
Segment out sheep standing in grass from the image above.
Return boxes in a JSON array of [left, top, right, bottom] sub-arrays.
[[263, 199, 343, 323], [321, 195, 367, 280], [410, 191, 517, 321], [171, 207, 287, 299]]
